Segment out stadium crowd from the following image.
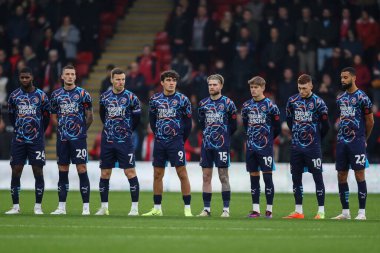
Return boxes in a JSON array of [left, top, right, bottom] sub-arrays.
[[1, 0, 380, 163]]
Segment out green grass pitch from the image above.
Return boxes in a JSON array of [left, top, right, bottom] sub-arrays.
[[0, 191, 379, 253]]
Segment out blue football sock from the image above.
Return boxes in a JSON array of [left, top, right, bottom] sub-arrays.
[[99, 178, 110, 203], [11, 176, 21, 205], [292, 173, 303, 205], [58, 171, 69, 202], [34, 175, 44, 204], [313, 173, 325, 207], [357, 180, 367, 209], [263, 173, 274, 205], [338, 182, 349, 209], [128, 176, 140, 202], [250, 175, 260, 204], [79, 172, 90, 203]]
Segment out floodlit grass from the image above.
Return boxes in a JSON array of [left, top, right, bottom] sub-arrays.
[[0, 191, 379, 253]]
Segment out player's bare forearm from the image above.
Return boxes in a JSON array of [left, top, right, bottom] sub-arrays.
[[85, 109, 94, 130], [364, 113, 374, 141]]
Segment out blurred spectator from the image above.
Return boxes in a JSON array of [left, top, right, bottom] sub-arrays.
[[356, 10, 379, 67], [54, 16, 80, 62], [42, 49, 62, 96], [184, 119, 201, 161], [340, 29, 363, 58], [277, 68, 297, 121], [259, 9, 276, 46], [371, 52, 380, 107], [277, 122, 291, 162], [317, 73, 338, 121], [9, 45, 22, 73], [316, 8, 339, 71], [0, 65, 10, 105], [189, 5, 215, 68], [89, 132, 101, 160], [125, 62, 147, 103], [231, 44, 256, 105], [367, 105, 380, 162], [236, 25, 255, 54], [141, 124, 154, 162], [245, 0, 264, 22], [296, 7, 317, 76], [167, 4, 189, 56], [353, 54, 371, 92], [23, 45, 41, 85], [213, 59, 232, 94], [283, 43, 299, 75], [261, 27, 284, 87], [37, 27, 65, 64], [31, 14, 50, 52], [0, 49, 11, 78], [192, 63, 208, 102], [322, 47, 348, 84], [239, 8, 260, 46], [230, 113, 245, 162], [340, 8, 352, 41], [170, 52, 192, 95], [136, 45, 160, 87], [99, 64, 114, 95], [215, 11, 236, 64], [7, 5, 30, 45], [276, 6, 294, 45]]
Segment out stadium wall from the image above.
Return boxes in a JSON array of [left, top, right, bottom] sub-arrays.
[[0, 161, 379, 193]]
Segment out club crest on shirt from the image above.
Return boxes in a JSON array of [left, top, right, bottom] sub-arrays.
[[32, 97, 39, 104], [218, 104, 224, 111], [171, 99, 178, 106], [72, 94, 80, 101], [308, 102, 314, 110], [120, 98, 127, 105]]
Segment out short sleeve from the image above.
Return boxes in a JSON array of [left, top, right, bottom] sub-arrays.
[[131, 93, 141, 114], [82, 90, 93, 110], [361, 93, 373, 115]]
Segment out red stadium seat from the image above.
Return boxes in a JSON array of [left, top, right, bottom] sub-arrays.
[[76, 63, 90, 79], [100, 12, 117, 26], [155, 31, 169, 45], [155, 43, 171, 54], [76, 51, 94, 65]]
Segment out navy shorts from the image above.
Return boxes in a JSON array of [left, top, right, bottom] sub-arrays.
[[56, 138, 87, 165], [153, 138, 186, 168], [246, 150, 275, 172], [200, 147, 230, 168], [290, 148, 323, 174], [10, 140, 45, 166], [336, 141, 369, 171], [100, 139, 135, 169]]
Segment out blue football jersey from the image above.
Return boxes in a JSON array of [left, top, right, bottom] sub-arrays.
[[8, 88, 50, 143], [241, 97, 280, 151], [50, 86, 92, 141], [198, 96, 237, 149], [149, 92, 192, 141], [286, 93, 328, 150], [100, 89, 141, 142], [336, 89, 372, 144]]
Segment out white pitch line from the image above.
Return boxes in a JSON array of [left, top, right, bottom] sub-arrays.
[[0, 224, 325, 232]]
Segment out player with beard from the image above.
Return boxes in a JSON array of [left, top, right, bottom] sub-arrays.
[[197, 74, 237, 217], [5, 67, 50, 214], [50, 65, 93, 215], [332, 67, 374, 220]]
